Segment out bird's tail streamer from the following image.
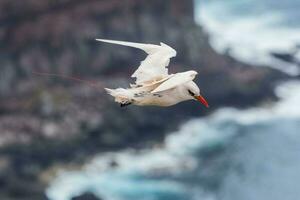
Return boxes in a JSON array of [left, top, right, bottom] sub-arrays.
[[32, 71, 100, 88]]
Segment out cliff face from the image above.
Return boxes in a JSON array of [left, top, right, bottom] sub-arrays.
[[0, 0, 281, 94], [0, 0, 285, 148], [0, 0, 285, 116], [0, 0, 193, 85], [0, 0, 286, 199]]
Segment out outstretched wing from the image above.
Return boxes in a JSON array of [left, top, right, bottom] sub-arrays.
[[151, 71, 198, 93], [96, 39, 177, 85]]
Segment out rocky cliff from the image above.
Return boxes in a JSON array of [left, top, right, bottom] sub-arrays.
[[0, 0, 287, 199]]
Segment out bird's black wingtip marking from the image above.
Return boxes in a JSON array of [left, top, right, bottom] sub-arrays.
[[120, 102, 132, 107]]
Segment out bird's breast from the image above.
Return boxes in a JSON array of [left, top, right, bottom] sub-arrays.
[[133, 89, 183, 107]]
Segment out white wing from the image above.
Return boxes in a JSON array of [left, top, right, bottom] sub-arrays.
[[151, 71, 198, 93], [96, 39, 177, 85]]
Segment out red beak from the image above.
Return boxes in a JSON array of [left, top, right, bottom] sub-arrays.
[[195, 95, 209, 108]]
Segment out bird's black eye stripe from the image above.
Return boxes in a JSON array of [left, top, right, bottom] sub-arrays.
[[188, 90, 194, 96]]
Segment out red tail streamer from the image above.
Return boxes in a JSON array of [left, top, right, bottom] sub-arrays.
[[32, 71, 99, 88]]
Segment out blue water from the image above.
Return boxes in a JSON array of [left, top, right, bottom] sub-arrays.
[[195, 0, 300, 75], [47, 1, 300, 199], [197, 0, 300, 28], [47, 81, 300, 200]]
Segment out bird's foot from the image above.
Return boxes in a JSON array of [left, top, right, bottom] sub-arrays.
[[120, 102, 132, 107]]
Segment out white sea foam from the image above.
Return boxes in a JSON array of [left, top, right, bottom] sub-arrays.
[[46, 81, 300, 200], [46, 2, 300, 198], [194, 0, 300, 75]]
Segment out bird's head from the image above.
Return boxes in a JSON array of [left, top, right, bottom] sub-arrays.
[[184, 81, 209, 108]]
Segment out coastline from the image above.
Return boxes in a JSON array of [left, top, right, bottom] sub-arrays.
[[0, 0, 296, 199], [47, 80, 300, 200]]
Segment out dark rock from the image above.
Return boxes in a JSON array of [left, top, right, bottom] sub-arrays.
[[0, 0, 291, 200], [271, 51, 296, 63], [109, 159, 118, 168], [72, 192, 102, 200]]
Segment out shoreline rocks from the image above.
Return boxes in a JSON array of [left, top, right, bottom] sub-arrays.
[[0, 0, 293, 199]]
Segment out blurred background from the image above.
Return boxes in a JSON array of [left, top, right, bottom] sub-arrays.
[[0, 0, 300, 200]]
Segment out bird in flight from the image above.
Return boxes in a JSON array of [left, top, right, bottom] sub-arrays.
[[96, 39, 209, 108]]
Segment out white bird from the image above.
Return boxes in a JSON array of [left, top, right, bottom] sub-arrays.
[[96, 39, 209, 108]]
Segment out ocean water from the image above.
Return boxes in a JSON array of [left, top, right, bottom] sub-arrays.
[[46, 1, 300, 200], [46, 81, 300, 200], [195, 0, 300, 75]]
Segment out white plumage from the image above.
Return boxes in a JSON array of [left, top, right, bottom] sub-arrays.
[[96, 39, 209, 108]]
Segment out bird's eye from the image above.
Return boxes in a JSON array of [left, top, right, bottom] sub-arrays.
[[188, 90, 194, 96]]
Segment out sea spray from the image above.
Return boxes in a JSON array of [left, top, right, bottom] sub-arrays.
[[194, 0, 300, 75], [47, 81, 300, 200]]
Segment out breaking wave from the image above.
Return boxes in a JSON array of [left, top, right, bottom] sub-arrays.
[[47, 81, 300, 200], [194, 0, 300, 75]]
